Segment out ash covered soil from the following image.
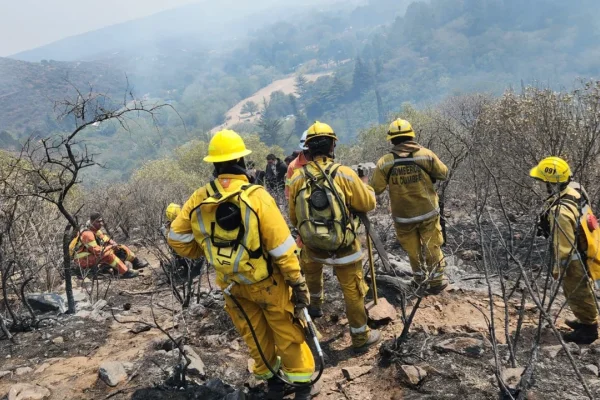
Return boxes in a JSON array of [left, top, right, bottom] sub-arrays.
[[2, 221, 600, 400]]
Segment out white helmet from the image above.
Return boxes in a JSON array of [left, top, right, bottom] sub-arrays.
[[299, 130, 308, 150]]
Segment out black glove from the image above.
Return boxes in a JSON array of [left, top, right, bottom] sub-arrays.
[[288, 276, 310, 319]]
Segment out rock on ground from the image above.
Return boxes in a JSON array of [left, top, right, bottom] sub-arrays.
[[51, 336, 64, 345], [7, 383, 51, 400], [341, 365, 372, 381], [433, 337, 486, 358], [98, 361, 128, 387], [583, 364, 599, 376], [542, 345, 563, 359], [130, 323, 151, 334], [0, 370, 12, 379], [15, 367, 33, 376], [365, 298, 397, 323], [501, 367, 524, 389], [183, 345, 205, 376], [398, 365, 427, 386], [25, 293, 66, 314]]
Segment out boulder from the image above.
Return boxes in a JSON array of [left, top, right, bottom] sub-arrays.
[[25, 293, 66, 314], [398, 365, 427, 386], [433, 337, 486, 358], [98, 361, 128, 387], [7, 383, 51, 400], [341, 365, 372, 381]]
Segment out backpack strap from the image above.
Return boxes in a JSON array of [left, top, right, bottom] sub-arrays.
[[207, 180, 222, 199], [325, 163, 341, 179]]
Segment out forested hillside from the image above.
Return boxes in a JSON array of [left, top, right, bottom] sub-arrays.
[[2, 0, 599, 181]]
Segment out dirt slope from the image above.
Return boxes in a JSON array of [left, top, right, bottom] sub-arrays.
[[210, 72, 332, 133], [0, 245, 597, 399]]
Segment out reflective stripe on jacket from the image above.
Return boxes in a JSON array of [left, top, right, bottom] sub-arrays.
[[168, 174, 302, 286]]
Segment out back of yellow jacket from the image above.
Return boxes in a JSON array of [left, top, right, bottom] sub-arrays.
[[167, 174, 302, 287], [288, 157, 376, 265], [371, 141, 448, 224]]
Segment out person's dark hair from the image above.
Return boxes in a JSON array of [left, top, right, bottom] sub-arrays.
[[307, 137, 335, 158], [214, 158, 247, 176], [284, 156, 294, 165], [292, 150, 301, 158], [90, 212, 102, 222], [266, 153, 277, 161], [391, 136, 412, 146]]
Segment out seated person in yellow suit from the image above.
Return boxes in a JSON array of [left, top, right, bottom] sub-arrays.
[[168, 130, 315, 399], [71, 212, 148, 278]]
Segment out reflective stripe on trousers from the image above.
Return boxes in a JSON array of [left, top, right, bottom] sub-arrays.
[[394, 208, 440, 224]]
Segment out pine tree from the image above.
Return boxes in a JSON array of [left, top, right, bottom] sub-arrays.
[[257, 98, 283, 146], [352, 57, 374, 96], [295, 74, 308, 99]]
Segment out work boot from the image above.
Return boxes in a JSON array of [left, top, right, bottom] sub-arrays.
[[565, 319, 587, 330], [562, 323, 599, 345], [121, 270, 139, 279], [131, 257, 149, 270], [353, 329, 382, 354], [266, 376, 285, 400], [307, 305, 323, 318], [293, 384, 313, 400], [425, 281, 449, 296]]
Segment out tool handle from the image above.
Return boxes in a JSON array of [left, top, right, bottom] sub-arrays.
[[302, 308, 323, 357], [366, 236, 378, 305]]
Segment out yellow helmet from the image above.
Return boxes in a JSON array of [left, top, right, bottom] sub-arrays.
[[305, 121, 337, 143], [387, 118, 415, 141], [165, 203, 181, 222], [204, 130, 252, 163], [529, 156, 571, 183]]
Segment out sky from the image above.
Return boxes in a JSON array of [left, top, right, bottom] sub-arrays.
[[0, 0, 200, 56]]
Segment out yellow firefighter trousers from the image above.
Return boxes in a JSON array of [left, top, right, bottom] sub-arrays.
[[562, 260, 599, 325], [394, 216, 446, 287], [301, 250, 371, 347], [224, 272, 315, 382]]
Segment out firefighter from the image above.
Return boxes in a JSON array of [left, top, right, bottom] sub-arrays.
[[530, 156, 599, 344], [168, 130, 314, 399], [288, 121, 381, 353], [371, 119, 449, 294]]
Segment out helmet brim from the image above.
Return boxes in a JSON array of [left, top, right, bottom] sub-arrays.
[[204, 149, 252, 163]]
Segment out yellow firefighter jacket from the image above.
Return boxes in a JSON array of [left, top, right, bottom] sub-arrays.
[[371, 141, 448, 224], [288, 157, 376, 266], [167, 174, 301, 287], [545, 185, 586, 274]]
